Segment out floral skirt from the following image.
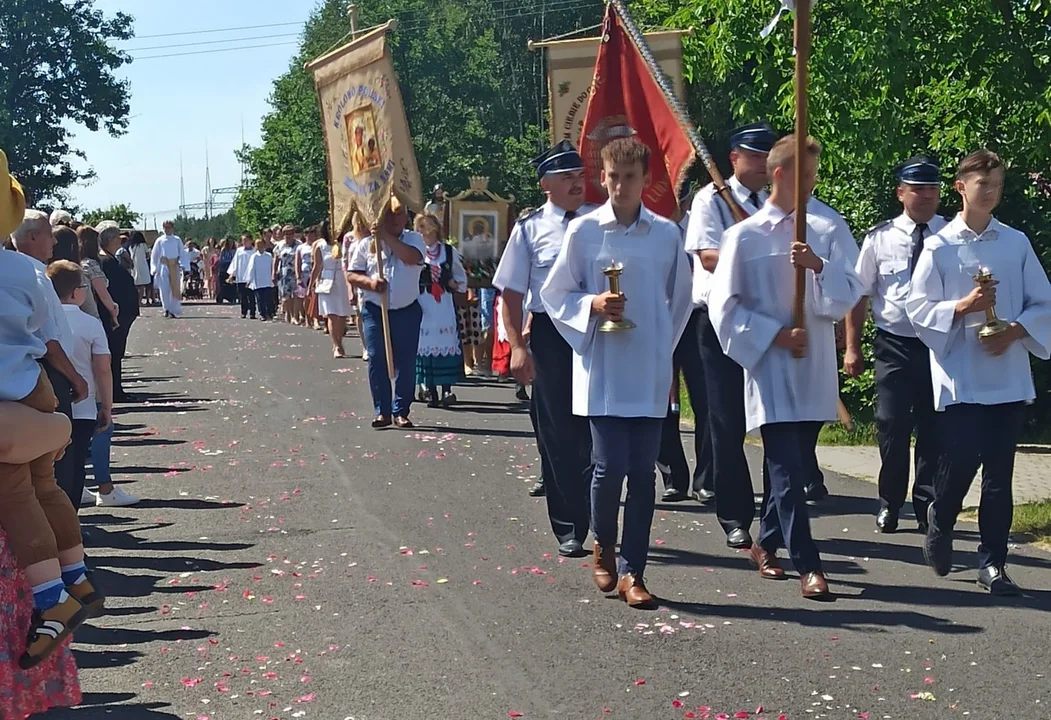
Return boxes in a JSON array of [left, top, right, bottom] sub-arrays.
[[0, 528, 81, 718]]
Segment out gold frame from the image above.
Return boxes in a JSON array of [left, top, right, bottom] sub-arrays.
[[446, 177, 515, 261]]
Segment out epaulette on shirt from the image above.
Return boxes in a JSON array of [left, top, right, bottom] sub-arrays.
[[863, 219, 893, 238], [516, 207, 541, 224]]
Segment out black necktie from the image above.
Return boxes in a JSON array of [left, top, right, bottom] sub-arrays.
[[748, 191, 760, 210], [562, 210, 576, 226], [910, 222, 929, 271]]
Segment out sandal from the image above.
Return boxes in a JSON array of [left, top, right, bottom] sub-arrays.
[[441, 393, 457, 407], [371, 415, 392, 428], [333, 347, 346, 358], [394, 417, 414, 428]]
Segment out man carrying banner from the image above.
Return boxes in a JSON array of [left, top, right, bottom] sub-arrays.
[[685, 122, 777, 549], [494, 140, 597, 558]]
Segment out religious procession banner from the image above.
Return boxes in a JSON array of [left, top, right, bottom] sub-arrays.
[[306, 22, 423, 228], [534, 29, 687, 146]]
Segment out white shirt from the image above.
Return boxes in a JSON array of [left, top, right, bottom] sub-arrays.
[[62, 304, 110, 420], [348, 231, 428, 310], [684, 175, 769, 307], [493, 201, 600, 313], [539, 201, 694, 419], [229, 246, 255, 283], [151, 234, 190, 273], [707, 202, 864, 432], [246, 251, 274, 290], [24, 253, 74, 357], [906, 214, 1051, 411], [856, 213, 948, 337], [0, 250, 50, 401]]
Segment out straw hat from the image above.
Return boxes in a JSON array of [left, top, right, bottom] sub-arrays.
[[0, 149, 27, 238]]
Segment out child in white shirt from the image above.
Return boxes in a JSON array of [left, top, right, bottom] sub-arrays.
[[246, 239, 275, 321]]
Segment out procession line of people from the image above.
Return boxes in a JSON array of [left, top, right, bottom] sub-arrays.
[[490, 130, 1051, 607]]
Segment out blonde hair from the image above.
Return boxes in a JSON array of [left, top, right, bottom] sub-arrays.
[[47, 259, 84, 300], [254, 238, 267, 251], [413, 213, 441, 237], [351, 211, 369, 237], [766, 134, 822, 177]]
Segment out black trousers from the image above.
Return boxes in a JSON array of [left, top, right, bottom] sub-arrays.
[[530, 312, 592, 544], [657, 308, 714, 494], [106, 321, 131, 398], [760, 422, 823, 574], [255, 288, 275, 319], [932, 402, 1025, 569], [43, 360, 77, 509], [70, 420, 96, 512], [237, 282, 256, 317], [874, 329, 937, 517], [697, 309, 756, 534]]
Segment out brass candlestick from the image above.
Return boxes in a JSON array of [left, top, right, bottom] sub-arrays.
[[973, 267, 1011, 340], [598, 261, 635, 333]]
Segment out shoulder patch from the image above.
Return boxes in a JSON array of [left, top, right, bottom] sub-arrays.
[[516, 207, 541, 224], [864, 219, 893, 237]]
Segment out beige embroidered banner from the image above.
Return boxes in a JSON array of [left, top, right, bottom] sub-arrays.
[[535, 30, 688, 146], [306, 22, 423, 228]]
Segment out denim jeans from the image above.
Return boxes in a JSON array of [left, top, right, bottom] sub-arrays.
[[89, 406, 114, 487], [361, 301, 423, 418]]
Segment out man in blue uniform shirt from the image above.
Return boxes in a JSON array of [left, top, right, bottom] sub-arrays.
[[493, 140, 598, 558]]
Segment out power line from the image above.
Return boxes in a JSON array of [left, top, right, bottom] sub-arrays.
[[124, 31, 302, 52], [130, 20, 304, 40], [131, 40, 299, 62]]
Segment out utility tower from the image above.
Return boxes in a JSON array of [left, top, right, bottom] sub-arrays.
[[205, 140, 213, 219], [179, 153, 186, 217]]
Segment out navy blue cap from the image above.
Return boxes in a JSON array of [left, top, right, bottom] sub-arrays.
[[729, 122, 778, 154], [532, 140, 584, 179], [895, 155, 941, 185]]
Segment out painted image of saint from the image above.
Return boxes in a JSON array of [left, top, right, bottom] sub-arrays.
[[345, 104, 383, 178], [459, 215, 498, 263]]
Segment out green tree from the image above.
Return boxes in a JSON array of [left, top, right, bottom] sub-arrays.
[[237, 0, 600, 231], [635, 0, 1051, 434], [81, 203, 140, 228], [0, 0, 134, 205], [173, 209, 243, 243]]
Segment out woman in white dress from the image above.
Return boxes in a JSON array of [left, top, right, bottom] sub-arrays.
[[129, 231, 152, 305], [342, 214, 371, 360], [413, 214, 467, 407], [309, 220, 351, 358]]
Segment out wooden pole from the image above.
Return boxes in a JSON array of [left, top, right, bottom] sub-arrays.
[[348, 4, 359, 39], [791, 0, 811, 335]]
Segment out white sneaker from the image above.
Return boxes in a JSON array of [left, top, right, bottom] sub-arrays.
[[96, 487, 140, 507], [80, 488, 96, 506], [362, 350, 369, 362]]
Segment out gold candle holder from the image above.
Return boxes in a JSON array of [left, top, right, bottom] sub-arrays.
[[598, 261, 635, 333], [973, 267, 1011, 340]]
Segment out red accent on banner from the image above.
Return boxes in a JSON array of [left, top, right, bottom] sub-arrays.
[[579, 6, 695, 218]]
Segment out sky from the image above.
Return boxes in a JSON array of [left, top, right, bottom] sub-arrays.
[[67, 0, 323, 227]]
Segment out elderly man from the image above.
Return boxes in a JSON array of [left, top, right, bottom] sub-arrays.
[[49, 209, 73, 228], [11, 209, 89, 506], [97, 221, 140, 402]]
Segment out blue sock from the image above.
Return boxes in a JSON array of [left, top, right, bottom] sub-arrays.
[[31, 578, 66, 611], [60, 561, 87, 587]]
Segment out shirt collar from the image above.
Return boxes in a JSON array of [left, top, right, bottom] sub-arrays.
[[892, 212, 942, 235], [20, 252, 46, 272], [728, 175, 766, 207], [947, 213, 1002, 242], [595, 200, 652, 233], [546, 200, 572, 222], [752, 200, 793, 230]]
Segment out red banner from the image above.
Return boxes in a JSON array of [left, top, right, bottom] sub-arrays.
[[579, 5, 695, 218]]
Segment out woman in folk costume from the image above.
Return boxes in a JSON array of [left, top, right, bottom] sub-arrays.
[[413, 213, 467, 407]]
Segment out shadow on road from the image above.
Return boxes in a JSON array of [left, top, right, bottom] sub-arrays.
[[45, 700, 182, 718]]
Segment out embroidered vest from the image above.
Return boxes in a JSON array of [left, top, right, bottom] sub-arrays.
[[418, 244, 455, 295]]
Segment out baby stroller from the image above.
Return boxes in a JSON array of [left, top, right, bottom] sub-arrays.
[[184, 260, 204, 300]]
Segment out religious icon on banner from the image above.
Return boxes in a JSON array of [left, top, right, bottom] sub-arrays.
[[459, 211, 500, 263], [345, 105, 384, 177]]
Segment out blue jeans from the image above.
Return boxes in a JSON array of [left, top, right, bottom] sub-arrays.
[[589, 416, 663, 576], [759, 422, 823, 574], [361, 301, 423, 418], [89, 409, 114, 487]]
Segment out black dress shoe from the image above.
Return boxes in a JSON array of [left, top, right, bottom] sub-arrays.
[[661, 488, 687, 503], [876, 508, 899, 533], [977, 565, 1020, 596], [558, 539, 587, 558], [527, 479, 545, 497], [923, 504, 952, 577], [915, 505, 929, 534], [804, 483, 829, 504], [690, 488, 716, 504], [725, 527, 753, 549]]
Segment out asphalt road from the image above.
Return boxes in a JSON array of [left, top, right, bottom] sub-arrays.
[[45, 302, 1051, 720]]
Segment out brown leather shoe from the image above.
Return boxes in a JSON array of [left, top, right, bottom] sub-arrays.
[[800, 571, 833, 600], [617, 573, 657, 609], [749, 545, 786, 580], [592, 544, 618, 593]]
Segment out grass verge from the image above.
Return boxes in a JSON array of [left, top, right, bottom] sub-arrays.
[[961, 499, 1051, 547]]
